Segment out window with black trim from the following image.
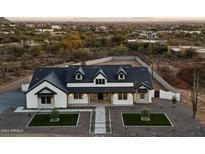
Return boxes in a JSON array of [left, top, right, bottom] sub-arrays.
[[140, 93, 145, 99], [118, 73, 125, 80], [95, 79, 105, 84], [75, 73, 82, 80], [74, 93, 83, 99], [41, 97, 52, 104], [118, 93, 128, 100]]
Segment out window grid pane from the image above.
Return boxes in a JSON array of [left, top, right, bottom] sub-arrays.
[[123, 93, 127, 100], [118, 93, 122, 100], [47, 97, 51, 104]]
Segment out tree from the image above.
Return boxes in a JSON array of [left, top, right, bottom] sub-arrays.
[[191, 68, 199, 119], [181, 48, 197, 59], [140, 107, 151, 121], [48, 42, 63, 55], [0, 56, 6, 80], [71, 48, 92, 62], [50, 108, 59, 122], [63, 33, 83, 51], [127, 42, 139, 51], [29, 45, 42, 57], [111, 35, 126, 45], [108, 44, 128, 56], [7, 45, 26, 57]]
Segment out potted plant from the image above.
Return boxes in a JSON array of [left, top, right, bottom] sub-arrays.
[[50, 108, 60, 122], [140, 107, 151, 121]]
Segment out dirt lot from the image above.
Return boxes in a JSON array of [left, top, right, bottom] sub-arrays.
[[153, 60, 205, 124], [98, 60, 140, 67]]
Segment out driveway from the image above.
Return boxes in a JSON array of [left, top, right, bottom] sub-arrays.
[[0, 90, 26, 113], [108, 98, 205, 137]]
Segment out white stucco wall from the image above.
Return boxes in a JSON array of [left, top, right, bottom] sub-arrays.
[[112, 93, 133, 105], [148, 90, 153, 103], [159, 90, 180, 101], [26, 81, 67, 109], [21, 83, 29, 92], [68, 93, 89, 104], [134, 90, 152, 103]]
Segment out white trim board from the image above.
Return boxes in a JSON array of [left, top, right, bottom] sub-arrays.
[[15, 107, 92, 113]]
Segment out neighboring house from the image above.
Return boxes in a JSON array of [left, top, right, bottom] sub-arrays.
[[139, 31, 158, 39], [128, 39, 167, 44], [26, 65, 153, 109], [51, 25, 61, 30]]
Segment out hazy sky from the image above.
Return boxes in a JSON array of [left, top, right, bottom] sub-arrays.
[[1, 0, 205, 17]]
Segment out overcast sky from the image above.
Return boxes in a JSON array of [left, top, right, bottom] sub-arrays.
[[1, 0, 205, 17]]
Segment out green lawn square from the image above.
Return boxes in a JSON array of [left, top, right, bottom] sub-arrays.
[[122, 113, 172, 126], [28, 113, 79, 126]]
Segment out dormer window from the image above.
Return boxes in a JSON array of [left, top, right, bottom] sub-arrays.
[[74, 66, 84, 80], [116, 66, 127, 80], [95, 79, 105, 84], [118, 73, 125, 80], [75, 73, 83, 80]]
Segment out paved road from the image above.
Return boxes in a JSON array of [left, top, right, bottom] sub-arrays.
[[0, 90, 26, 113]]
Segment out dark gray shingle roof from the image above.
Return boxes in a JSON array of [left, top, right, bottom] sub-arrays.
[[27, 65, 152, 93]]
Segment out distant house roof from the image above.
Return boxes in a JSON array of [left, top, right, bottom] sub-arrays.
[[27, 65, 152, 93]]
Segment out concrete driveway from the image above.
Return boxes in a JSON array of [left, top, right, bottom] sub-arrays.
[[0, 90, 26, 113]]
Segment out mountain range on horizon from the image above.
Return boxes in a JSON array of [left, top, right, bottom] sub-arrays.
[[3, 17, 205, 23]]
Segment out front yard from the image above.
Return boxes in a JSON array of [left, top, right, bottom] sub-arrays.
[[122, 113, 172, 127], [28, 113, 79, 127]]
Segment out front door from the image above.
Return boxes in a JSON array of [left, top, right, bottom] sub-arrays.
[[154, 91, 160, 97], [98, 93, 104, 100]]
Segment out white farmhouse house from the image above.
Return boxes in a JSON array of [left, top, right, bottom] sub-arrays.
[[26, 65, 153, 109]]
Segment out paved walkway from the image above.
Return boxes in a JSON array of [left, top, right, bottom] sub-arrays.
[[94, 106, 106, 134]]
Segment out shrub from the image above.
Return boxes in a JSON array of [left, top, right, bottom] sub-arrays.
[[50, 108, 59, 120], [172, 96, 177, 105], [140, 107, 151, 118]]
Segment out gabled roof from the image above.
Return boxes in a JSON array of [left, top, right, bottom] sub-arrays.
[[92, 68, 108, 81], [116, 66, 127, 76], [133, 67, 153, 90], [74, 66, 85, 76], [66, 65, 134, 83], [27, 65, 153, 93], [27, 68, 67, 93], [35, 87, 57, 95]]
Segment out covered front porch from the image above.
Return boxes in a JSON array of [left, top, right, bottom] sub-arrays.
[[67, 92, 134, 105], [89, 93, 113, 105]]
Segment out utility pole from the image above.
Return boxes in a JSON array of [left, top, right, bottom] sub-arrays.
[[191, 68, 199, 119]]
